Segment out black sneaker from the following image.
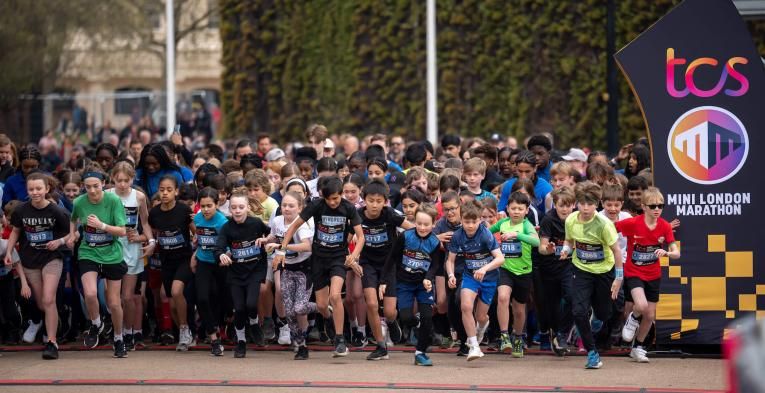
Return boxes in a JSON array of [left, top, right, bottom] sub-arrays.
[[234, 340, 247, 358], [386, 320, 402, 344], [552, 332, 569, 357], [160, 331, 175, 346], [332, 336, 349, 357], [113, 339, 127, 358], [456, 343, 469, 357], [133, 332, 145, 349], [294, 345, 309, 360], [84, 323, 104, 348], [42, 341, 59, 360], [211, 339, 224, 356], [250, 324, 265, 346], [352, 331, 368, 348], [324, 316, 336, 341], [366, 345, 389, 361], [262, 318, 276, 342], [124, 334, 135, 351]]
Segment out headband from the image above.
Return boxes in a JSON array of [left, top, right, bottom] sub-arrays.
[[83, 171, 105, 181], [286, 178, 309, 193]]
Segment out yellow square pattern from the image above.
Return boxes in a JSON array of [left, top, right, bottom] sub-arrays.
[[739, 294, 757, 311], [680, 277, 688, 285], [681, 319, 699, 332], [669, 266, 682, 278], [660, 257, 669, 267], [757, 285, 765, 296], [726, 310, 735, 319], [725, 252, 753, 278], [708, 235, 726, 252], [657, 294, 682, 320], [757, 311, 765, 320], [692, 277, 726, 311]]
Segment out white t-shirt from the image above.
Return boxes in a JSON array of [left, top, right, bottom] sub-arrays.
[[270, 215, 314, 265], [599, 210, 631, 263], [0, 238, 20, 276]]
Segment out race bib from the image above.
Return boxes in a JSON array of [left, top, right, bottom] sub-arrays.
[[501, 240, 522, 259], [84, 227, 113, 248], [125, 207, 138, 227], [149, 255, 162, 269], [402, 249, 430, 272], [26, 230, 53, 248], [363, 224, 389, 248], [316, 229, 343, 245], [158, 230, 185, 250], [464, 252, 492, 271], [196, 227, 218, 251], [632, 244, 660, 266], [230, 240, 261, 263], [315, 216, 346, 248], [575, 242, 605, 264]]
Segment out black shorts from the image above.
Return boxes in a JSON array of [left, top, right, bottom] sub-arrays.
[[311, 255, 346, 290], [498, 268, 532, 304], [161, 259, 194, 296], [624, 277, 661, 303], [79, 259, 128, 281], [360, 263, 396, 297]]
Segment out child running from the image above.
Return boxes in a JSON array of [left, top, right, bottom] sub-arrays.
[[214, 189, 270, 358], [276, 175, 365, 357], [617, 187, 680, 363], [148, 175, 196, 351], [5, 172, 71, 359], [489, 191, 539, 358], [380, 203, 440, 366], [191, 187, 229, 356], [446, 200, 504, 361], [560, 181, 623, 369]]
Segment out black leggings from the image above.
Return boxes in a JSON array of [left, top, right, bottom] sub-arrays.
[[572, 267, 615, 352], [196, 262, 228, 336], [538, 263, 574, 336], [231, 279, 260, 330], [446, 276, 467, 344], [400, 303, 433, 353]]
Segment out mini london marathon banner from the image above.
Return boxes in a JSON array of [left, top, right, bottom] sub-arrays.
[[616, 0, 764, 345]]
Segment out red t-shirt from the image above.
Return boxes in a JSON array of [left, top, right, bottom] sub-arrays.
[[615, 215, 675, 281]]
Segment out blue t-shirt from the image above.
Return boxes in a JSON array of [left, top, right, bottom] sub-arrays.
[[498, 177, 553, 216], [447, 224, 500, 282], [473, 189, 497, 202], [193, 210, 229, 263], [135, 168, 185, 199], [537, 161, 552, 183], [180, 166, 194, 183]]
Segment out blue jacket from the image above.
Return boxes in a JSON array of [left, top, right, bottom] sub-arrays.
[[2, 172, 29, 207]]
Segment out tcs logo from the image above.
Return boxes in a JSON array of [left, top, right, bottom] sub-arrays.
[[665, 48, 749, 98], [667, 106, 748, 185]]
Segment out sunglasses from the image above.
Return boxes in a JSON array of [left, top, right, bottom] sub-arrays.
[[646, 204, 665, 210]]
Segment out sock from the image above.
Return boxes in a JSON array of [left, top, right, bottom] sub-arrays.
[[501, 330, 509, 335], [134, 329, 142, 335], [467, 336, 478, 347], [92, 318, 102, 327], [350, 318, 358, 329], [634, 339, 644, 348], [124, 328, 133, 335], [236, 328, 246, 342], [632, 312, 642, 320], [249, 317, 258, 326], [415, 350, 423, 356], [477, 321, 488, 331], [358, 326, 366, 337], [114, 333, 123, 342], [309, 319, 316, 327]]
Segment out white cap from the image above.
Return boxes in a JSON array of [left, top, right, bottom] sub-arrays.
[[265, 148, 286, 162], [562, 148, 587, 162], [324, 138, 335, 150]]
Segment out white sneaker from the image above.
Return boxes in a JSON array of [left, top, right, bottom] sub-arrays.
[[176, 327, 191, 351], [23, 320, 42, 343], [622, 312, 640, 343], [381, 322, 394, 347], [476, 321, 489, 345], [630, 346, 650, 363], [278, 324, 291, 345], [466, 345, 484, 361]]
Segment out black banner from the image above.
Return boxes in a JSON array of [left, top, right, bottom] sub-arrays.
[[616, 0, 764, 345]]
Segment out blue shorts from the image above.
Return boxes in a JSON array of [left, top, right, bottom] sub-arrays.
[[461, 273, 497, 305], [396, 281, 434, 308]]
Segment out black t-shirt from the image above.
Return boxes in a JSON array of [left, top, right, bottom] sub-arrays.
[[214, 216, 270, 284], [149, 203, 193, 261], [359, 206, 404, 266], [10, 201, 70, 269], [299, 198, 361, 259], [538, 208, 570, 273]]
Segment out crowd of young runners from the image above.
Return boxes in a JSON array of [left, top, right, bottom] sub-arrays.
[[0, 125, 679, 369]]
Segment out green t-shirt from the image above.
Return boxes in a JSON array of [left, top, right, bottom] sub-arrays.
[[489, 217, 537, 275], [71, 192, 127, 265], [564, 212, 618, 274]]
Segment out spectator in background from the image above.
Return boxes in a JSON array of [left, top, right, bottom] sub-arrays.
[[256, 134, 272, 159], [527, 134, 554, 183], [0, 134, 17, 183], [343, 135, 360, 158], [2, 146, 41, 207], [472, 143, 504, 192], [562, 148, 588, 178], [39, 131, 61, 173], [233, 139, 253, 161], [388, 135, 405, 166], [305, 124, 329, 156], [441, 134, 461, 158]]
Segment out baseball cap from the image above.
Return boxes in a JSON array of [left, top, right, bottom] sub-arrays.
[[324, 138, 335, 150], [490, 133, 503, 142], [562, 148, 587, 162], [265, 148, 286, 162]]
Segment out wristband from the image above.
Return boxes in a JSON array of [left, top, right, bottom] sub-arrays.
[[562, 245, 572, 255], [148, 239, 156, 244], [59, 238, 65, 246], [100, 223, 107, 231], [274, 250, 286, 257], [615, 268, 624, 280], [448, 273, 455, 279]]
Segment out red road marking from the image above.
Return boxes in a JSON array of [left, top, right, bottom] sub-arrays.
[[0, 379, 724, 392]]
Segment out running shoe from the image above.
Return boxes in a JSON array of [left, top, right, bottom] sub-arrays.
[[466, 344, 484, 361], [539, 331, 551, 351], [234, 340, 247, 358], [323, 315, 336, 340], [250, 323, 265, 346], [585, 350, 603, 369], [294, 345, 309, 360], [23, 320, 41, 343], [500, 333, 513, 353], [552, 332, 569, 356], [366, 345, 389, 361], [160, 331, 175, 346], [476, 321, 489, 347], [332, 335, 349, 357], [440, 335, 454, 349], [353, 331, 368, 348], [622, 312, 640, 343], [456, 343, 469, 357], [133, 332, 145, 349], [84, 322, 104, 348], [414, 352, 433, 366], [124, 334, 135, 351], [211, 339, 224, 356], [176, 327, 192, 352], [511, 334, 524, 358], [42, 341, 59, 360], [630, 346, 650, 363], [278, 324, 291, 345], [262, 318, 276, 342], [113, 339, 127, 358], [386, 320, 402, 344]]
